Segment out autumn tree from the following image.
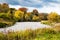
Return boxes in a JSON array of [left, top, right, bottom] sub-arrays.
[[14, 10, 24, 22], [9, 8, 16, 14], [0, 4, 2, 13], [4, 12, 12, 20], [19, 8, 27, 14], [19, 7, 28, 21], [39, 13, 48, 20], [25, 12, 33, 21], [32, 15, 40, 21], [32, 9, 39, 16], [58, 15, 60, 22], [47, 12, 59, 22], [0, 12, 12, 21], [2, 3, 9, 13], [8, 8, 16, 20]]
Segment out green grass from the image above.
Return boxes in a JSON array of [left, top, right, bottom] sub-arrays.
[[34, 33, 60, 40], [0, 28, 60, 40], [41, 21, 53, 26]]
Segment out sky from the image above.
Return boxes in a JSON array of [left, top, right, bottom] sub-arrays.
[[0, 0, 60, 14]]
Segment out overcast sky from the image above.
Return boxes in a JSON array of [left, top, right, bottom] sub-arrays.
[[0, 0, 60, 14]]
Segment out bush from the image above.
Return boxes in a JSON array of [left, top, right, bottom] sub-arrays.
[[41, 21, 52, 25], [0, 23, 7, 28], [0, 21, 15, 28], [53, 23, 60, 32]]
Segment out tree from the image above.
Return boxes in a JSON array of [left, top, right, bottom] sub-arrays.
[[47, 12, 59, 22], [39, 13, 48, 20], [19, 8, 28, 21], [1, 3, 9, 13], [14, 10, 24, 22], [32, 9, 39, 16], [25, 12, 33, 21], [0, 12, 12, 20], [0, 4, 2, 13], [32, 15, 39, 21], [19, 7, 27, 14], [9, 8, 16, 14], [57, 15, 60, 22]]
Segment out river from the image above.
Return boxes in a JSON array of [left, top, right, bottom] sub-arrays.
[[0, 22, 51, 33]]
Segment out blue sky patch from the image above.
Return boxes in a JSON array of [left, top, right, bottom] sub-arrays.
[[0, 0, 60, 8]]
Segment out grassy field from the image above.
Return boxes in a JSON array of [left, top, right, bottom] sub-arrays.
[[0, 26, 60, 40]]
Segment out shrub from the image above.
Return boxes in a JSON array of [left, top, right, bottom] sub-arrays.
[[0, 23, 7, 28], [53, 23, 60, 32], [0, 21, 15, 28], [41, 21, 52, 25]]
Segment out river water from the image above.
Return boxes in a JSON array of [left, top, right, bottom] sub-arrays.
[[0, 22, 51, 33]]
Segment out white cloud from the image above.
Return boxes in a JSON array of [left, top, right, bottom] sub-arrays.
[[0, 0, 60, 14], [9, 5, 22, 9], [38, 6, 60, 14], [9, 4, 60, 14]]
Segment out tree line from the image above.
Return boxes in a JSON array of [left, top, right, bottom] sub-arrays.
[[0, 3, 60, 23]]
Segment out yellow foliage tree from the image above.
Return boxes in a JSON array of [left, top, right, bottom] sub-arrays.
[[14, 10, 24, 21], [32, 15, 39, 21], [47, 12, 59, 22], [25, 12, 32, 21]]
